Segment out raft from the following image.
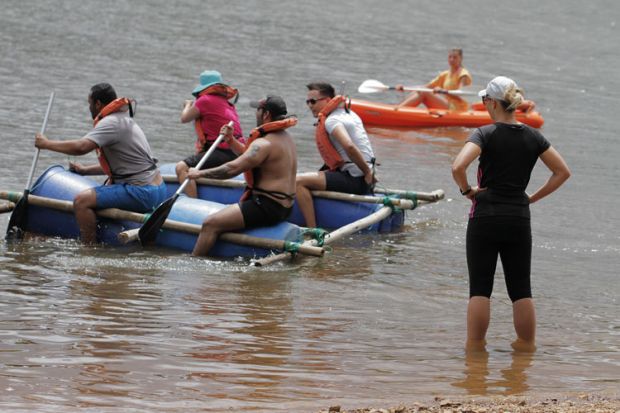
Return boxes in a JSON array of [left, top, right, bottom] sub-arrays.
[[13, 165, 302, 258], [159, 163, 405, 233], [349, 98, 544, 129]]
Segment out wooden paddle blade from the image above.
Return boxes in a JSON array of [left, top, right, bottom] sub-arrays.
[[5, 192, 29, 240], [137, 196, 176, 246]]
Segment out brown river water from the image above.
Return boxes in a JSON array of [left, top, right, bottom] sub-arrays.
[[0, 0, 618, 411]]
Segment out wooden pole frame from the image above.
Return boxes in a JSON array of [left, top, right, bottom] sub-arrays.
[[0, 191, 323, 257]]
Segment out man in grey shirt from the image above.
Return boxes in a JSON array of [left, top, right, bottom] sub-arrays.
[[35, 83, 165, 244]]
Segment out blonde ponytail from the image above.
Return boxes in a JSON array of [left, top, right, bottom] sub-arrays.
[[503, 84, 524, 112]]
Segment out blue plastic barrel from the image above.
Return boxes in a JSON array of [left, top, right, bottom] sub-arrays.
[[157, 196, 301, 257], [26, 165, 301, 257], [28, 165, 136, 244]]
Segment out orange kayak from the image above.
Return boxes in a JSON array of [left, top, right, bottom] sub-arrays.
[[350, 99, 544, 129]]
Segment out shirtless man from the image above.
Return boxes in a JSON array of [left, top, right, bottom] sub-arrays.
[[187, 95, 298, 257]]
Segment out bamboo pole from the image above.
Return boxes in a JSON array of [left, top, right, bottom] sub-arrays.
[[118, 228, 140, 243], [309, 191, 415, 209], [0, 191, 323, 257], [161, 174, 445, 205], [375, 188, 445, 202], [322, 206, 393, 245], [117, 226, 323, 257], [252, 198, 438, 267], [0, 202, 16, 214], [252, 206, 393, 267]]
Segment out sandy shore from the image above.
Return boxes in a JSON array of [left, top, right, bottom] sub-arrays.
[[316, 392, 620, 413]]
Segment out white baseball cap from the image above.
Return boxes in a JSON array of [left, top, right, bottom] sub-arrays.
[[478, 76, 518, 101]]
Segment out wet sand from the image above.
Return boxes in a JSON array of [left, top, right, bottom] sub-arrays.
[[316, 392, 620, 413]]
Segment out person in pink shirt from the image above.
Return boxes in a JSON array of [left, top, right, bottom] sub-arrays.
[[175, 70, 244, 197]]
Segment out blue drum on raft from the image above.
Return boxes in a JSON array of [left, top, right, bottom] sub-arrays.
[[25, 165, 302, 258], [159, 164, 405, 232]]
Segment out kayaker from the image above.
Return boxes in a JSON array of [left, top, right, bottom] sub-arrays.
[[451, 76, 570, 352], [34, 83, 166, 244], [296, 82, 377, 228], [176, 70, 244, 198], [395, 48, 472, 112], [188, 95, 298, 257]]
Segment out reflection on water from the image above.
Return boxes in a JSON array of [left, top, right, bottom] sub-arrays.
[[71, 270, 164, 404], [452, 349, 534, 396], [499, 351, 534, 395], [187, 274, 298, 401]]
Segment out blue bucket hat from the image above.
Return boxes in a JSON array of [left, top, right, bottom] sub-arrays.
[[192, 70, 226, 97]]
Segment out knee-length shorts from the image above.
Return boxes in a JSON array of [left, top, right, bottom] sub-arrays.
[[466, 216, 532, 302]]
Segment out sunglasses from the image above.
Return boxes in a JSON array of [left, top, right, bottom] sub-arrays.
[[481, 94, 492, 103], [305, 97, 328, 105]]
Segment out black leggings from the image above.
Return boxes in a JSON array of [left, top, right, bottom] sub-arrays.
[[466, 216, 532, 302]]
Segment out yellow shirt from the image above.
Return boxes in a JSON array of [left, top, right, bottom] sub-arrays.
[[428, 67, 472, 111]]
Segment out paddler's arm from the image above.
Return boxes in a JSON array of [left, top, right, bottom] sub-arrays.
[[330, 124, 376, 186], [459, 73, 472, 88], [451, 141, 483, 200], [180, 100, 200, 123], [68, 162, 104, 176], [188, 139, 268, 180], [35, 133, 98, 156], [220, 123, 246, 155]]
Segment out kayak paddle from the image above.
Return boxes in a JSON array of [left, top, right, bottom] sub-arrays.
[[6, 91, 56, 240], [358, 79, 476, 96], [138, 120, 234, 245]]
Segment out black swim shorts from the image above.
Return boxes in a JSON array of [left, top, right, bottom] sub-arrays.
[[325, 169, 372, 195], [240, 194, 293, 229]]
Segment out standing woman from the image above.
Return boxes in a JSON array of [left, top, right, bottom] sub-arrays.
[[395, 48, 472, 111], [451, 76, 570, 352]]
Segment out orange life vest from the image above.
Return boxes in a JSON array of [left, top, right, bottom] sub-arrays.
[[315, 95, 348, 171], [240, 117, 298, 201], [194, 85, 239, 152], [92, 97, 133, 181]]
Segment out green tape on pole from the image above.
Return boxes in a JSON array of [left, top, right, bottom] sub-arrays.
[[283, 241, 301, 254], [301, 227, 327, 246], [8, 191, 22, 203], [382, 196, 401, 212], [406, 191, 418, 202]]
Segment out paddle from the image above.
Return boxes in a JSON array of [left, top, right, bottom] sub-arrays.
[[138, 120, 234, 245], [6, 91, 56, 240], [358, 79, 476, 96]]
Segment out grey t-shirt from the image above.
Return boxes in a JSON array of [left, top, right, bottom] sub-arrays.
[[325, 108, 375, 177], [86, 112, 157, 185]]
